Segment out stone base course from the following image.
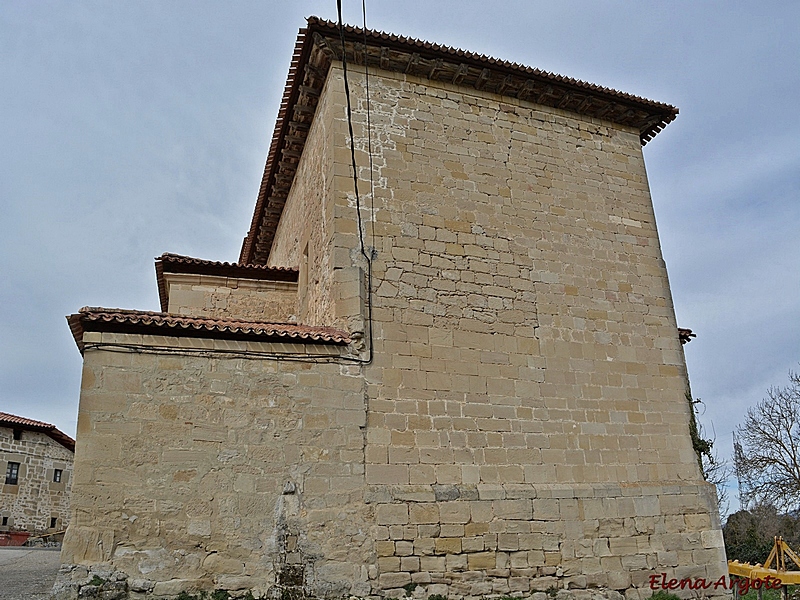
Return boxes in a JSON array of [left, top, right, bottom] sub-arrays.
[[51, 563, 660, 600]]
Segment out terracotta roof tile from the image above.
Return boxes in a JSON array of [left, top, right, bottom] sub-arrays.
[[67, 307, 350, 353], [155, 253, 298, 312], [311, 17, 676, 115], [0, 412, 75, 452], [158, 253, 297, 275], [240, 17, 678, 264]]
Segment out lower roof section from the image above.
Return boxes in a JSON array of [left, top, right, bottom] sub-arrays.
[[67, 307, 350, 354]]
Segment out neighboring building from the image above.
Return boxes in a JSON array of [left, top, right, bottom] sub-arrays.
[[0, 411, 75, 541], [59, 17, 727, 600]]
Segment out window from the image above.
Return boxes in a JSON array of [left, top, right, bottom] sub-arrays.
[[12, 429, 21, 441], [1, 517, 7, 526], [50, 517, 58, 529], [53, 469, 62, 483], [5, 462, 20, 485]]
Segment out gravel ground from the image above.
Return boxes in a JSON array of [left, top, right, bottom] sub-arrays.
[[0, 547, 61, 600]]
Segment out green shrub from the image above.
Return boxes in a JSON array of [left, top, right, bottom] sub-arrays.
[[650, 592, 682, 600]]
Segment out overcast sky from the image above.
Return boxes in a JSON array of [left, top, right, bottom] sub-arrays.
[[2, 1, 798, 512]]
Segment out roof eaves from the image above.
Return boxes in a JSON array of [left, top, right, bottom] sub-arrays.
[[67, 307, 350, 354], [155, 253, 299, 312], [0, 412, 76, 452], [240, 17, 678, 265]]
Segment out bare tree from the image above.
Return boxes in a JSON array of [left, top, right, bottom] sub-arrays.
[[734, 370, 800, 512]]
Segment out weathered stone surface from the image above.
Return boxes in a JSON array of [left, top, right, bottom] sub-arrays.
[[165, 274, 298, 323]]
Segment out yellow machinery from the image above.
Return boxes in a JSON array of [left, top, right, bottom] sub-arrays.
[[728, 536, 800, 586]]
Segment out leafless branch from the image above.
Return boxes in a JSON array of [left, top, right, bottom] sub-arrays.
[[734, 370, 800, 512]]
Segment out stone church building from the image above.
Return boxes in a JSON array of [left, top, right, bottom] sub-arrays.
[[60, 17, 727, 600]]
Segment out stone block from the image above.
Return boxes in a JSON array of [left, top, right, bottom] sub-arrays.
[[409, 503, 439, 524], [701, 529, 724, 549], [378, 557, 401, 572], [401, 556, 420, 571], [439, 502, 471, 524], [202, 553, 244, 575], [395, 541, 414, 556], [440, 524, 464, 538], [468, 552, 496, 570], [462, 536, 485, 553], [446, 553, 468, 571], [533, 498, 560, 520], [366, 464, 409, 484], [493, 499, 532, 520], [377, 541, 395, 557], [420, 556, 446, 572], [187, 519, 211, 537], [377, 504, 409, 525], [414, 537, 435, 556], [379, 572, 412, 588], [466, 523, 490, 537], [434, 538, 462, 554], [498, 533, 520, 551]]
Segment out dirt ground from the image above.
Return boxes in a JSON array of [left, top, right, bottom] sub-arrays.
[[0, 547, 61, 600]]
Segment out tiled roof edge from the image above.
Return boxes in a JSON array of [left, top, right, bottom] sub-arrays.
[[158, 253, 298, 278], [308, 16, 677, 114], [240, 16, 678, 265], [0, 412, 76, 452], [155, 253, 299, 312], [67, 307, 350, 353], [240, 24, 314, 264]]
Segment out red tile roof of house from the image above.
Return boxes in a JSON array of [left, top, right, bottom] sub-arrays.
[[67, 307, 350, 353], [0, 412, 75, 452], [240, 16, 679, 264], [155, 253, 298, 312]]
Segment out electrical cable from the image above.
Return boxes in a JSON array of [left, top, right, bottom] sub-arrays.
[[336, 0, 374, 365], [362, 0, 376, 254], [82, 342, 371, 364], [336, 0, 368, 261]]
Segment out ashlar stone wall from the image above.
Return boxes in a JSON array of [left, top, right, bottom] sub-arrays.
[[63, 332, 372, 598], [326, 65, 728, 597], [163, 272, 298, 322], [269, 67, 339, 330], [1, 427, 73, 534]]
